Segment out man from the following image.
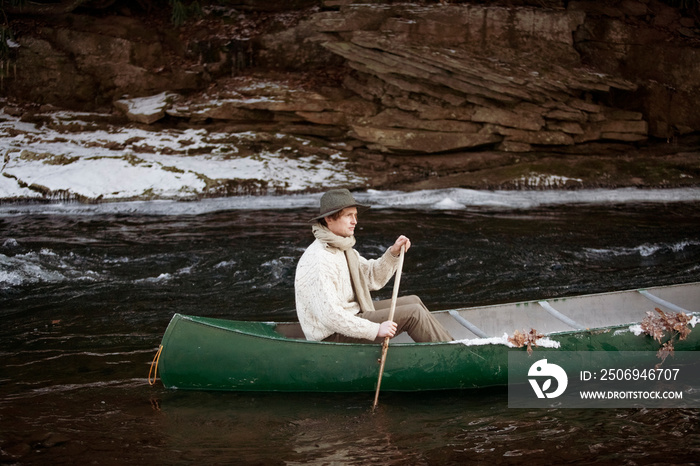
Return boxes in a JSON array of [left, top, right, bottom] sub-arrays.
[[295, 188, 453, 343]]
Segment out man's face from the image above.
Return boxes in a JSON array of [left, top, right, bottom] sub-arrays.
[[325, 207, 358, 238]]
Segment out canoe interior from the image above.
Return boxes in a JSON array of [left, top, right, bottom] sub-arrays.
[[441, 281, 700, 341], [278, 282, 700, 343]]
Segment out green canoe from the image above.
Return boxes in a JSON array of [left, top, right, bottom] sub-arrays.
[[155, 282, 700, 392]]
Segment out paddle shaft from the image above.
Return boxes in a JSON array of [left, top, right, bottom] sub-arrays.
[[372, 245, 405, 411]]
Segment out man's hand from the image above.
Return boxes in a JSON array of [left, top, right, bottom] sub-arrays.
[[378, 320, 397, 339], [390, 235, 411, 257]]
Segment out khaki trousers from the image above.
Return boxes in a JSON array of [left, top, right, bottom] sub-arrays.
[[323, 295, 453, 343]]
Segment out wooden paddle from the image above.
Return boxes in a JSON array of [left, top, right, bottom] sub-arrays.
[[372, 244, 405, 411]]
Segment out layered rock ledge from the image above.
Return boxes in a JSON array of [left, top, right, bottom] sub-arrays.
[[3, 1, 700, 199], [109, 3, 655, 155]]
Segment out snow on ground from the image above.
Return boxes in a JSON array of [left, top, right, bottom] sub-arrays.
[[0, 109, 366, 201], [2, 108, 700, 209], [515, 173, 583, 189]]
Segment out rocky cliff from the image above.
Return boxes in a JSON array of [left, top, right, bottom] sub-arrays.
[[3, 0, 700, 194]]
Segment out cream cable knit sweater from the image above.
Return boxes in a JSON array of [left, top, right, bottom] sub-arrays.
[[295, 239, 399, 341]]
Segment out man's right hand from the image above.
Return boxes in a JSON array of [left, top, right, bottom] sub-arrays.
[[378, 320, 397, 338]]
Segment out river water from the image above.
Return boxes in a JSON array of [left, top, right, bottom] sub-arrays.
[[2, 189, 700, 464]]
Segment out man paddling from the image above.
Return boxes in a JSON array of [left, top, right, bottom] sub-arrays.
[[294, 189, 453, 343]]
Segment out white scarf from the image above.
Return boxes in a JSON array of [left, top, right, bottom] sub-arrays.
[[312, 223, 375, 313]]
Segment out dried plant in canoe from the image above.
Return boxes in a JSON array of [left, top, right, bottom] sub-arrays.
[[640, 308, 693, 366], [508, 328, 544, 355]]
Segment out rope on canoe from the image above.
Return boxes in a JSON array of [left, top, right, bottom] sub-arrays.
[[148, 345, 163, 386]]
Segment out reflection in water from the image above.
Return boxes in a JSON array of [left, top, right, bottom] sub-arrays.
[[147, 390, 700, 465], [1, 202, 700, 463]]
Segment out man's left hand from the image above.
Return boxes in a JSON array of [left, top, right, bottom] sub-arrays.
[[390, 235, 411, 256]]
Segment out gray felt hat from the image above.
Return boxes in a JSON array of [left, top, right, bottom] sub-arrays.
[[310, 189, 370, 222]]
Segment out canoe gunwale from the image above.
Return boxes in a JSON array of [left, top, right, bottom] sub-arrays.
[[164, 310, 700, 348]]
